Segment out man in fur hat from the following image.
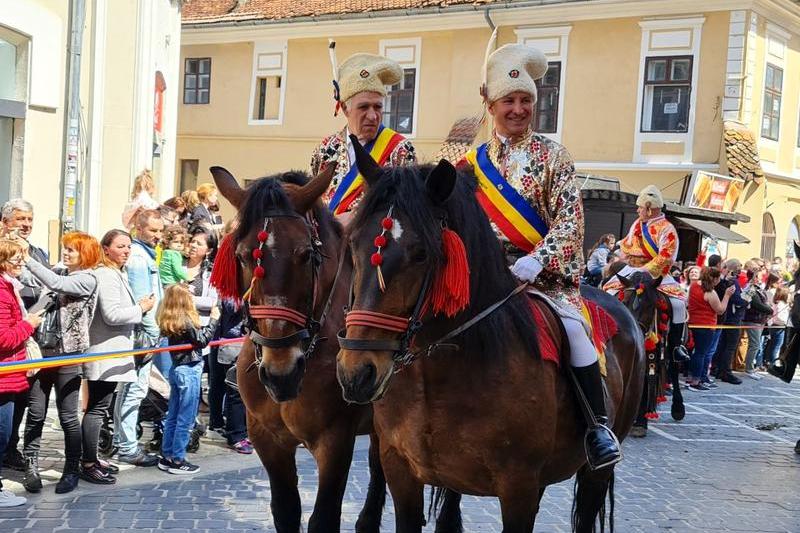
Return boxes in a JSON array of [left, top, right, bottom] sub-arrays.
[[605, 185, 689, 361], [461, 39, 621, 470], [311, 51, 416, 218]]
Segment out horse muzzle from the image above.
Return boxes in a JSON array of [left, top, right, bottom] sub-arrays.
[[258, 355, 307, 402], [336, 353, 394, 405]]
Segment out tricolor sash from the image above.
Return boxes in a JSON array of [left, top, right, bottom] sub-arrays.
[[640, 220, 659, 260], [466, 143, 549, 253], [328, 125, 405, 215]]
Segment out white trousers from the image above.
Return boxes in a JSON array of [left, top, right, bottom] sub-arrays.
[[561, 315, 599, 368]]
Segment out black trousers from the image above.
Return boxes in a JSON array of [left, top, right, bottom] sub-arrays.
[[207, 348, 247, 444], [23, 366, 82, 462], [5, 388, 29, 453], [81, 380, 117, 463]]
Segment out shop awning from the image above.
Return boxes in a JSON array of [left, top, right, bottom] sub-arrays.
[[674, 216, 749, 244]]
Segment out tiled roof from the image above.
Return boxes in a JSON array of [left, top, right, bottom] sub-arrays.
[[182, 0, 505, 24], [723, 121, 764, 185]]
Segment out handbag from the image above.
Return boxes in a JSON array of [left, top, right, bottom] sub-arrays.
[[217, 341, 243, 365], [25, 337, 43, 377], [34, 292, 61, 350]]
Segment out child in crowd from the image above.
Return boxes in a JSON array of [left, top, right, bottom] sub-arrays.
[[156, 284, 220, 474], [159, 225, 189, 286]]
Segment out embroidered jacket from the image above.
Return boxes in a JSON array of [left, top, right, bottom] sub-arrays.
[[619, 214, 679, 278], [465, 130, 585, 312], [310, 127, 416, 213]]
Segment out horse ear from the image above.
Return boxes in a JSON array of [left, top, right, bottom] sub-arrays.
[[425, 159, 457, 205], [209, 166, 246, 209], [349, 134, 382, 186], [650, 276, 663, 289], [794, 240, 800, 261], [617, 274, 631, 288], [292, 163, 338, 214]]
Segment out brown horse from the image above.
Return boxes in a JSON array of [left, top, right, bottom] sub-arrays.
[[336, 142, 645, 532], [209, 166, 463, 533], [208, 166, 385, 533]]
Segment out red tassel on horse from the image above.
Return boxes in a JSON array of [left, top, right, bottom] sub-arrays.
[[429, 228, 470, 317], [210, 233, 240, 301]]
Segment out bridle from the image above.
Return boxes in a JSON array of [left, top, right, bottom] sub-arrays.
[[336, 208, 528, 369], [242, 209, 342, 368]]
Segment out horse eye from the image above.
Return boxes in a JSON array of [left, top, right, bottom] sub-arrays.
[[410, 248, 428, 264], [297, 248, 312, 263]]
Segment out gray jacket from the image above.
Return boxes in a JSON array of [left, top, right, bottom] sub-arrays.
[[83, 266, 143, 382]]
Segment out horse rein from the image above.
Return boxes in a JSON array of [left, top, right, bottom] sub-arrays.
[[243, 209, 342, 368]]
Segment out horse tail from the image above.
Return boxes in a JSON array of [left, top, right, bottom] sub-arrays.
[[571, 465, 615, 533], [427, 487, 463, 533]]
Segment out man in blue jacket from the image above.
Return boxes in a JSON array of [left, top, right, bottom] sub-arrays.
[[114, 209, 164, 466], [713, 259, 748, 384]]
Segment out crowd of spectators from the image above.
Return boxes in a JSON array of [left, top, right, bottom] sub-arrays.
[[0, 171, 250, 507]]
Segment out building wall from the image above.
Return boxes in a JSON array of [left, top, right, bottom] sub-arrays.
[[178, 2, 800, 259]]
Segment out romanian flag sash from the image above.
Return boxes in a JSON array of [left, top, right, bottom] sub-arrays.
[[328, 125, 405, 215], [466, 144, 549, 253], [640, 220, 659, 260]]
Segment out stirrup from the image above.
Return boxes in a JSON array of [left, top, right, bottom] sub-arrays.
[[225, 366, 239, 391], [672, 345, 690, 363], [584, 423, 623, 471]]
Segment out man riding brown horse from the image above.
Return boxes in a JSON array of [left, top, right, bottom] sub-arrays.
[[460, 39, 620, 470], [311, 47, 416, 221]]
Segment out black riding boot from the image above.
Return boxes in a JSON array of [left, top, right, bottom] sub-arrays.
[[668, 322, 690, 363], [55, 458, 80, 494], [769, 329, 798, 383], [22, 454, 42, 493], [572, 362, 622, 470], [225, 365, 239, 391]]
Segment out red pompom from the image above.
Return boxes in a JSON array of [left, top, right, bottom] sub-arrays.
[[252, 248, 263, 260], [374, 235, 387, 248], [617, 291, 625, 302], [658, 322, 668, 332], [253, 265, 266, 278], [644, 338, 657, 352], [645, 412, 660, 420], [657, 300, 669, 310], [370, 253, 383, 266], [257, 230, 269, 242], [657, 395, 668, 403], [660, 313, 669, 322], [381, 217, 393, 230]]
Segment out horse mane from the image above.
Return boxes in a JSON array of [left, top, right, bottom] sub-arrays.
[[353, 164, 540, 362], [234, 171, 342, 244]]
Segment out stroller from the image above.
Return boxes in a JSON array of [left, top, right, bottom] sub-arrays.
[[98, 366, 205, 457]]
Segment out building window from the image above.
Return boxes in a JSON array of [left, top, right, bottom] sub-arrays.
[[761, 63, 783, 141], [179, 159, 199, 193], [384, 69, 416, 134], [787, 217, 800, 258], [534, 62, 561, 134], [641, 55, 692, 133], [761, 212, 776, 260], [184, 58, 210, 104], [248, 42, 287, 125], [252, 75, 282, 121]]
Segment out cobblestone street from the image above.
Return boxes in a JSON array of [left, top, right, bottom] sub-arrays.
[[1, 372, 799, 532]]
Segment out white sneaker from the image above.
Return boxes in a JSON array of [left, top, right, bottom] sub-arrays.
[[746, 370, 763, 380], [0, 488, 27, 507]]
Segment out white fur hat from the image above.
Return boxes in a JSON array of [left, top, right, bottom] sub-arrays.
[[637, 185, 664, 208], [482, 42, 548, 104], [335, 53, 403, 104]]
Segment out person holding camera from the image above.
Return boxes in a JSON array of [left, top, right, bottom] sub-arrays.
[[20, 232, 101, 494]]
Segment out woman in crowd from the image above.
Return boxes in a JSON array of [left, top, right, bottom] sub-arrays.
[[180, 190, 200, 226], [688, 267, 735, 391], [0, 239, 42, 507], [764, 287, 790, 367], [190, 184, 220, 227], [584, 233, 615, 287], [185, 225, 218, 326], [741, 262, 773, 380], [683, 265, 701, 292], [22, 231, 101, 494], [81, 230, 155, 485], [163, 196, 187, 221]]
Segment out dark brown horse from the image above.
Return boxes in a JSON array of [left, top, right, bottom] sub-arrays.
[[336, 143, 645, 532], [208, 166, 384, 533], [209, 166, 463, 533]]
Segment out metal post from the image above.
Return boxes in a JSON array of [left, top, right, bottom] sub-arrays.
[[59, 0, 86, 234]]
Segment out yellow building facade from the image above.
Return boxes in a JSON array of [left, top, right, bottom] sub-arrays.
[[178, 0, 800, 261], [1, 0, 182, 253]]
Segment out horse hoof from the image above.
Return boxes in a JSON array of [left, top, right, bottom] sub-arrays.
[[671, 403, 686, 421], [630, 425, 647, 438]]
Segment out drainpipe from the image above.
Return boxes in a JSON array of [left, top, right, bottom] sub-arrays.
[[59, 0, 86, 234]]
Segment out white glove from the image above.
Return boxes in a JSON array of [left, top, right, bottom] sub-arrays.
[[511, 255, 544, 283]]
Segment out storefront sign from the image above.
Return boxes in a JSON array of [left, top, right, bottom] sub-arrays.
[[684, 170, 745, 213]]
